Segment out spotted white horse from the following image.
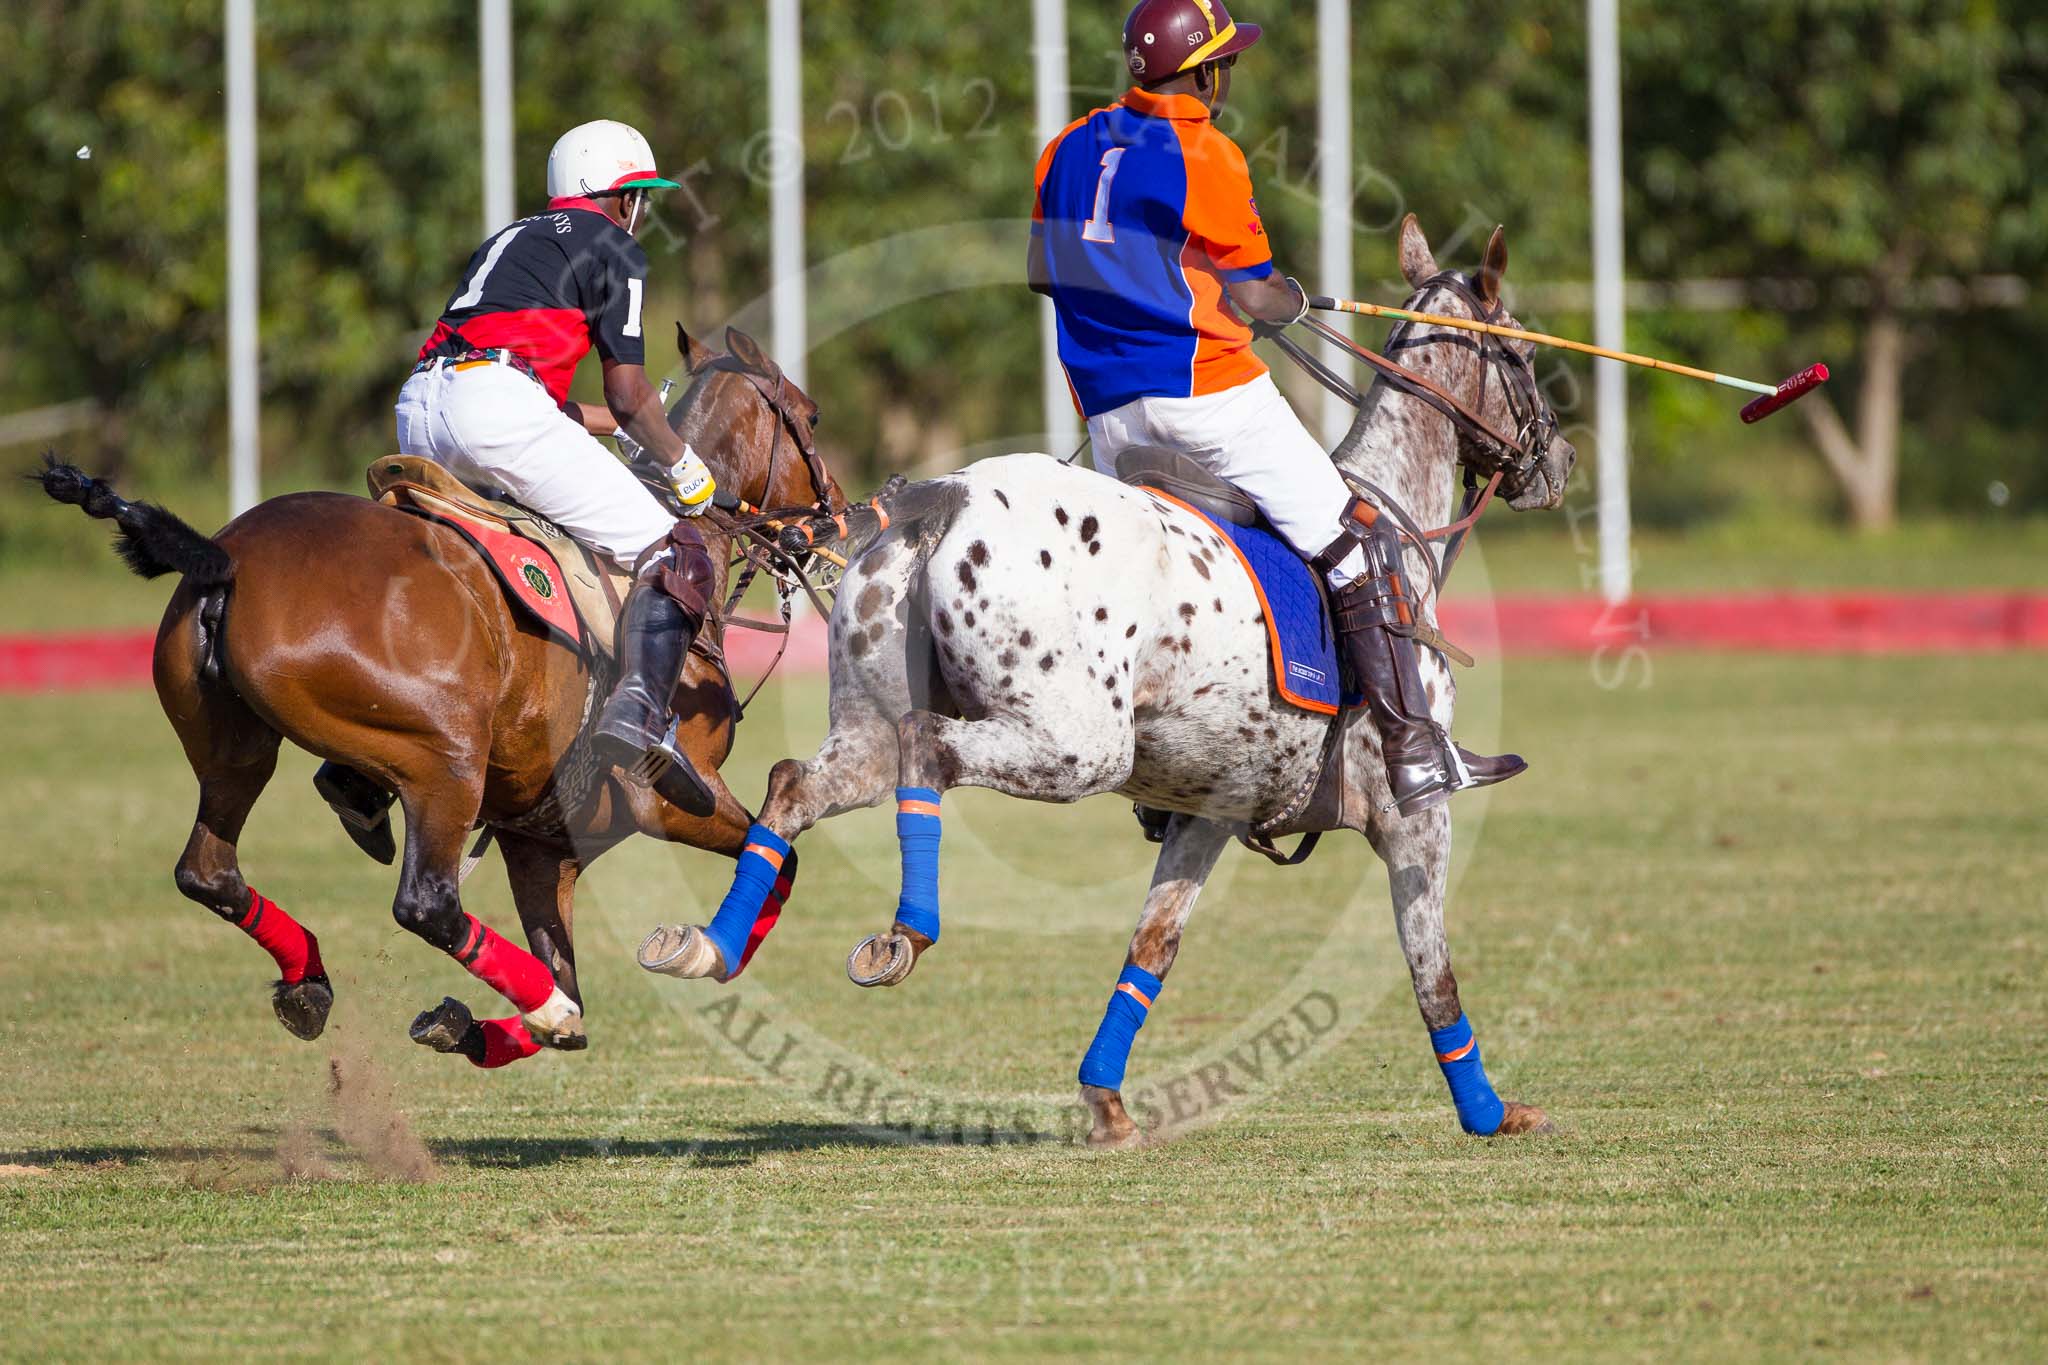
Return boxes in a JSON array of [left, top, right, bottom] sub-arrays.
[[641, 216, 1577, 1145]]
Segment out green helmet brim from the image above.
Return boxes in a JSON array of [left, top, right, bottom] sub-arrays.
[[617, 176, 681, 190]]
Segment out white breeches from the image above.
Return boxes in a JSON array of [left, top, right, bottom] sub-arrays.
[[1086, 372, 1365, 586], [394, 361, 673, 569]]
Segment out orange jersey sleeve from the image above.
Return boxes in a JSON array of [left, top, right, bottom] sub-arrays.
[[1176, 123, 1274, 281]]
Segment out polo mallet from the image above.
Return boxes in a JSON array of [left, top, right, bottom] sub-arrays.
[[1309, 296, 1829, 424]]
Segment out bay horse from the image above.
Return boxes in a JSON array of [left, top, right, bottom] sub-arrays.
[[642, 217, 1575, 1144], [39, 326, 843, 1069]]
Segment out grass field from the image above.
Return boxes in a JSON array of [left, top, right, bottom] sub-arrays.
[[2, 654, 2046, 1361]]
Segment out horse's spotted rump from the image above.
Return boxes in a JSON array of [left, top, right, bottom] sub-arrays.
[[1189, 556, 1210, 579], [1094, 608, 1108, 621], [1178, 603, 1197, 622], [957, 561, 977, 591], [855, 583, 885, 621], [969, 541, 990, 567], [1079, 515, 1099, 541], [1040, 550, 1052, 568]]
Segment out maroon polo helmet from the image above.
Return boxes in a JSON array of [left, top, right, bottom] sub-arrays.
[[1121, 0, 1262, 86]]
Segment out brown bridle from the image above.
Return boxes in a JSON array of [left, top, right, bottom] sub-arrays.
[[1275, 271, 1560, 591], [695, 352, 838, 515]]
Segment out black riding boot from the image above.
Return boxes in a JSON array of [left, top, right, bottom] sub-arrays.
[[313, 761, 397, 864], [1335, 606, 1521, 816], [1320, 494, 1524, 817], [591, 583, 718, 817]]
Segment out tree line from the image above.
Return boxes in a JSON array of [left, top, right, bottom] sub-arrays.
[[3, 0, 2042, 534]]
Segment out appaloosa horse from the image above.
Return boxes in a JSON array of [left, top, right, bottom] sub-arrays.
[[39, 327, 842, 1070], [642, 217, 1575, 1144]]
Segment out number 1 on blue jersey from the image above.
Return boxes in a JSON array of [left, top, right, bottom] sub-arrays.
[[1081, 147, 1126, 245]]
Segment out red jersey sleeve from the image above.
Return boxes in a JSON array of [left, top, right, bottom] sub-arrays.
[[1178, 124, 1274, 283]]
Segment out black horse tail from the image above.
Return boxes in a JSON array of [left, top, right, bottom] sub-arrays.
[[32, 454, 234, 587], [776, 474, 972, 565]]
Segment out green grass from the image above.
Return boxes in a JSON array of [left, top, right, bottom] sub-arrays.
[[2, 655, 2045, 1361]]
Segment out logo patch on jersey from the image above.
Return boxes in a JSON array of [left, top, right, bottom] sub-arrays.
[[520, 560, 557, 600]]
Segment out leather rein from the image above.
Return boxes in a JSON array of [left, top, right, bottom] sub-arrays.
[[653, 356, 843, 717], [1273, 271, 1558, 597]]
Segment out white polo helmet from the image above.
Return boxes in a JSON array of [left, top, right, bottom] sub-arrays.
[[546, 119, 681, 199]]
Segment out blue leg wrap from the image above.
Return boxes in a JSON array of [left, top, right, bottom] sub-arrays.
[[703, 824, 791, 973], [893, 786, 942, 943], [1430, 1014, 1506, 1135], [1077, 965, 1164, 1091]]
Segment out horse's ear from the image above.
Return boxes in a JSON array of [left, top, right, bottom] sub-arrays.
[[677, 324, 716, 374], [724, 327, 772, 375], [1478, 226, 1508, 307], [1398, 213, 1439, 289]]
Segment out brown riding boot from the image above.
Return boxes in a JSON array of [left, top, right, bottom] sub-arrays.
[[592, 581, 718, 817]]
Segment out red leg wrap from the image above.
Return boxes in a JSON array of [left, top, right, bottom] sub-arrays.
[[237, 888, 324, 985], [473, 1017, 544, 1070], [453, 915, 555, 1014], [734, 852, 798, 979]]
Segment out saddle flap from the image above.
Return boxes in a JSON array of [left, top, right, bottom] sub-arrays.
[[1114, 447, 1259, 527], [368, 455, 631, 659], [1141, 490, 1345, 716]]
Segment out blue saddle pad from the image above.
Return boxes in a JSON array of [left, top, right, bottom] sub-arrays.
[[1149, 492, 1347, 715]]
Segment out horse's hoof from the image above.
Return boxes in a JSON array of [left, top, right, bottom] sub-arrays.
[[520, 985, 586, 1048], [1494, 1101, 1554, 1136], [533, 1020, 587, 1051], [409, 996, 474, 1053], [1080, 1085, 1143, 1149], [271, 975, 333, 1041], [846, 932, 915, 988], [638, 924, 727, 981]]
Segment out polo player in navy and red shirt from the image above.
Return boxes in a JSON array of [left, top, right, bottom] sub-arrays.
[[316, 120, 721, 849]]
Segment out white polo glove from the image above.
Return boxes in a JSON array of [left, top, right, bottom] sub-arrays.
[[614, 432, 716, 515], [666, 444, 716, 515]]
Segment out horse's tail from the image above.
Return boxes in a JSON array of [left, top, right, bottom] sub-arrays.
[[31, 454, 234, 587], [776, 474, 971, 565]]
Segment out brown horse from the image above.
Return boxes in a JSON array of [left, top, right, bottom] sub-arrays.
[[39, 326, 843, 1069]]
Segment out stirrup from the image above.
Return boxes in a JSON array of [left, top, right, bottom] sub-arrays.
[[613, 717, 718, 817], [623, 718, 685, 787]]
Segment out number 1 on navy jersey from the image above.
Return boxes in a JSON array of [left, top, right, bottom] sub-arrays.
[[1081, 147, 1126, 245], [452, 223, 528, 310]]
